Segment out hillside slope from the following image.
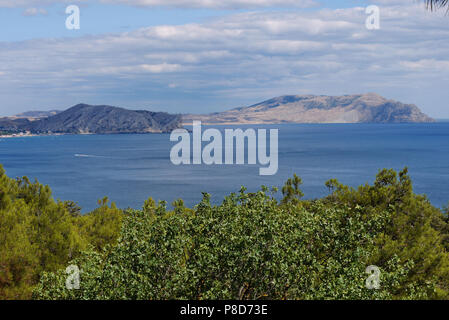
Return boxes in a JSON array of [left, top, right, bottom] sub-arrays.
[[0, 104, 182, 134], [183, 93, 434, 124], [14, 110, 61, 119]]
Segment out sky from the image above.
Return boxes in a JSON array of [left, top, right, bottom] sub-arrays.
[[0, 0, 448, 118]]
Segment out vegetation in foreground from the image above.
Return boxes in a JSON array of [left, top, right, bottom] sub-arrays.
[[0, 165, 448, 300]]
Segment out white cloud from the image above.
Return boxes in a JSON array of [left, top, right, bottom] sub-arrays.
[[400, 59, 449, 71], [140, 63, 181, 73], [100, 0, 317, 9], [0, 0, 84, 8], [1, 2, 449, 116], [0, 0, 316, 8]]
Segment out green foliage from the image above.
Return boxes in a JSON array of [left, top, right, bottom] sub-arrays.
[[426, 0, 449, 11], [34, 168, 449, 300], [1, 163, 448, 300], [0, 165, 123, 299], [0, 168, 83, 299], [75, 197, 123, 251], [281, 174, 304, 205], [324, 168, 449, 299]]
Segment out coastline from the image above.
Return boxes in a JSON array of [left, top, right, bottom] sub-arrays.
[[0, 132, 39, 139], [0, 132, 68, 139], [0, 131, 173, 138], [1, 121, 441, 138]]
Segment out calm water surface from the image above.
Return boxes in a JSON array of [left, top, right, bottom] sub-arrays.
[[0, 123, 448, 212]]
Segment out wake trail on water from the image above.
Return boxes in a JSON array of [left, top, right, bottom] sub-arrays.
[[74, 154, 105, 158]]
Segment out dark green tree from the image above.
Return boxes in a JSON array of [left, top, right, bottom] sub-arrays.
[[281, 174, 304, 205]]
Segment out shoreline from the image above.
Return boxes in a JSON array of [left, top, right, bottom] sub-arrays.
[[0, 121, 444, 138], [0, 132, 68, 139], [0, 131, 173, 138], [0, 132, 39, 138]]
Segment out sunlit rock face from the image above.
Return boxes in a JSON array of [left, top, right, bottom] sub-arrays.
[[183, 93, 435, 124]]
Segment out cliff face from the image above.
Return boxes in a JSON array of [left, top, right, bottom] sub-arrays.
[[183, 93, 435, 124], [0, 104, 182, 134]]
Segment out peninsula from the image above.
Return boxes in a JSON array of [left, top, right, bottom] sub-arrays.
[[183, 93, 434, 125], [0, 104, 182, 136]]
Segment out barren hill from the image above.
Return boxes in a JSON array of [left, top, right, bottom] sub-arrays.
[[183, 93, 434, 124]]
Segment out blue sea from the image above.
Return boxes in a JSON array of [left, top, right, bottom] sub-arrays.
[[1, 123, 448, 212]]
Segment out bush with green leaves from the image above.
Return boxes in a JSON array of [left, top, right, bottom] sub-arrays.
[[34, 169, 448, 300]]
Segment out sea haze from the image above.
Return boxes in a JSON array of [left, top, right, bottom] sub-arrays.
[[0, 123, 448, 212]]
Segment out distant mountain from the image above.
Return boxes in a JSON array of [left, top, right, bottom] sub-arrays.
[[0, 118, 32, 133], [14, 110, 61, 119], [0, 94, 434, 136], [183, 93, 435, 124], [0, 104, 182, 134]]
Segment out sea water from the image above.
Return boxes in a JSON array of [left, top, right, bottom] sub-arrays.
[[0, 123, 448, 212]]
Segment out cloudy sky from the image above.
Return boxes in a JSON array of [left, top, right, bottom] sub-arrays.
[[0, 0, 448, 117]]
